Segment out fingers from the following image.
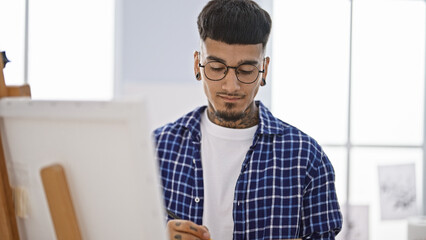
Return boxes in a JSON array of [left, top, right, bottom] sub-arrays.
[[167, 220, 211, 240], [170, 232, 204, 240]]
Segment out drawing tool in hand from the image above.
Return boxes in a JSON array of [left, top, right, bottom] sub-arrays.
[[166, 209, 181, 220]]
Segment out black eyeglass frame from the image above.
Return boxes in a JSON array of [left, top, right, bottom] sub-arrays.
[[198, 61, 265, 84]]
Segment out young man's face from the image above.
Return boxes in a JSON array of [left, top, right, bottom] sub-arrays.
[[194, 38, 269, 122]]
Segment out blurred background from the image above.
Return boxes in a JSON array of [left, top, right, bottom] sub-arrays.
[[0, 0, 425, 239]]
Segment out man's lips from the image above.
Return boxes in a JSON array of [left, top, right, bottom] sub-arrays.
[[217, 94, 244, 101]]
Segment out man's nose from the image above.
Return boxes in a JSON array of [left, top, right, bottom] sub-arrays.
[[221, 68, 241, 92]]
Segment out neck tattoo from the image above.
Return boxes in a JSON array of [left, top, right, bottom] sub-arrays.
[[207, 104, 259, 129]]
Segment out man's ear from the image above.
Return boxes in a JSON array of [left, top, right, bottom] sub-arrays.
[[194, 51, 201, 80], [260, 56, 270, 86]]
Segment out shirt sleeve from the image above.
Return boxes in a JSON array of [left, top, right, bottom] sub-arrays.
[[301, 149, 343, 240]]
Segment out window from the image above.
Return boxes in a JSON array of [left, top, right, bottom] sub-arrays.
[[0, 0, 115, 100], [272, 0, 425, 239], [272, 0, 351, 202], [0, 0, 26, 85]]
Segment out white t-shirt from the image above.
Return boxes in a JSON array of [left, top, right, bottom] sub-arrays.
[[200, 110, 257, 240]]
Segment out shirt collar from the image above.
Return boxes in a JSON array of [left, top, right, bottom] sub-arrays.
[[176, 105, 206, 140], [257, 101, 285, 135], [177, 101, 285, 138]]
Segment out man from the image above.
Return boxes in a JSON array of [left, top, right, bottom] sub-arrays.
[[153, 0, 342, 239]]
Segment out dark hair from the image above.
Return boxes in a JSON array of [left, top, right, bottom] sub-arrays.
[[197, 0, 272, 49]]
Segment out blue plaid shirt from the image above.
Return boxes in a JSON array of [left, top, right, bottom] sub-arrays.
[[153, 101, 342, 240]]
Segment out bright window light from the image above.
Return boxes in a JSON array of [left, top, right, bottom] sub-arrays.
[[27, 0, 115, 100], [351, 0, 425, 146], [0, 0, 26, 85], [272, 0, 351, 146]]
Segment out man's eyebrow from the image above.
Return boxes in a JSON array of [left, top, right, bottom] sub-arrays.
[[206, 55, 225, 62], [238, 59, 260, 65], [205, 55, 260, 65]]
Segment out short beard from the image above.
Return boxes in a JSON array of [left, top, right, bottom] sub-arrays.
[[214, 102, 245, 122]]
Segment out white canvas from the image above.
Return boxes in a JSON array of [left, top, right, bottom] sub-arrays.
[[0, 98, 167, 240]]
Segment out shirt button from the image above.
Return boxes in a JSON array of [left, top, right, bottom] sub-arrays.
[[195, 197, 200, 203], [193, 159, 196, 164], [237, 201, 241, 206]]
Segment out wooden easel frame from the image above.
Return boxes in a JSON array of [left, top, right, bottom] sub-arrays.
[[0, 52, 30, 240]]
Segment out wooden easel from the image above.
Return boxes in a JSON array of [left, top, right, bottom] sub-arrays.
[[0, 51, 30, 240], [0, 52, 82, 240]]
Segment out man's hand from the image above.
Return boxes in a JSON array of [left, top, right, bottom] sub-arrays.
[[167, 219, 211, 240]]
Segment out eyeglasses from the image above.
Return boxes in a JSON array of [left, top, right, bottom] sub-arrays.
[[198, 61, 264, 84]]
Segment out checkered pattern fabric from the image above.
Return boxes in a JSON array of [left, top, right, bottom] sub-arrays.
[[153, 101, 342, 240]]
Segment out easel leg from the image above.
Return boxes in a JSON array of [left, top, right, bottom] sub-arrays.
[[0, 136, 20, 240], [41, 164, 82, 240]]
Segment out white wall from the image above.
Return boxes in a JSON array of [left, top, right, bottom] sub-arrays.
[[115, 0, 273, 130]]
